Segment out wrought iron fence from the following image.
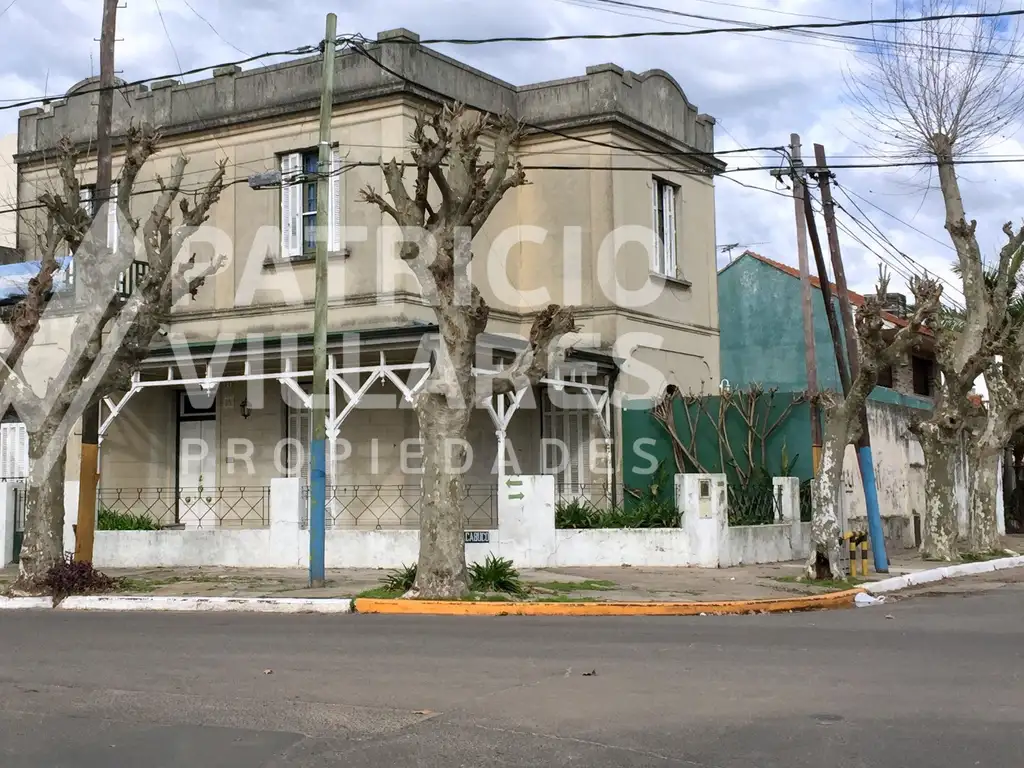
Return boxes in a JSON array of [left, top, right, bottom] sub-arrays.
[[301, 484, 499, 530], [97, 486, 270, 528], [727, 482, 782, 526], [800, 479, 813, 522], [555, 483, 623, 511]]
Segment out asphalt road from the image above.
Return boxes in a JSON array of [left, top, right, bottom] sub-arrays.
[[1, 585, 1022, 767]]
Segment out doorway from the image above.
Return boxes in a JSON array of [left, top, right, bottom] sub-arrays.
[[177, 391, 217, 528]]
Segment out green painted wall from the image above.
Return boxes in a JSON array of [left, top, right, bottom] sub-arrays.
[[621, 394, 813, 490], [717, 253, 934, 411]]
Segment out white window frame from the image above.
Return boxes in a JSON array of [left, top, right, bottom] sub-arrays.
[[280, 147, 343, 260], [651, 177, 678, 278]]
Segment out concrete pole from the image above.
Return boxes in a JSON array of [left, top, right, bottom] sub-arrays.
[[812, 144, 889, 573], [789, 135, 822, 473], [309, 13, 337, 588]]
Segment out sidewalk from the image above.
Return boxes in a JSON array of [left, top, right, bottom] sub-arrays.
[[3, 536, 1019, 602]]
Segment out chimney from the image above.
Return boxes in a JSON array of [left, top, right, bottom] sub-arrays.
[[879, 292, 908, 319]]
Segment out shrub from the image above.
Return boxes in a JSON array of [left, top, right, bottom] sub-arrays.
[[555, 498, 602, 529], [469, 555, 526, 596], [556, 492, 679, 529], [97, 507, 159, 531], [379, 563, 417, 592], [44, 553, 120, 602]]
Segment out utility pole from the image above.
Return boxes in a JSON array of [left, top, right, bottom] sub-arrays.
[[811, 144, 889, 574], [309, 12, 336, 588], [74, 0, 118, 563], [774, 135, 822, 472]]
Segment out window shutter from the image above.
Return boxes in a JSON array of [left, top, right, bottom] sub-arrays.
[[651, 181, 660, 273], [280, 154, 302, 258], [663, 184, 677, 277], [15, 423, 27, 478], [0, 423, 27, 479], [0, 424, 12, 478], [329, 148, 343, 254], [287, 405, 311, 485], [107, 193, 118, 253]]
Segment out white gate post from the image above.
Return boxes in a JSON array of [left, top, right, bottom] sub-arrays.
[[0, 481, 16, 567]]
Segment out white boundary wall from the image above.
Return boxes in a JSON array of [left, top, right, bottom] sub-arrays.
[[42, 475, 812, 570]]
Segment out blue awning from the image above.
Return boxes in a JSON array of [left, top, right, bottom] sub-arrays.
[[0, 256, 73, 303]]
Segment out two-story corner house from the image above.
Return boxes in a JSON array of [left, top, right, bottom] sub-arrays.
[[14, 28, 723, 531]]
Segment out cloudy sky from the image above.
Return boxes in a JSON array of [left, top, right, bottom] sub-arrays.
[[3, 0, 1024, 307]]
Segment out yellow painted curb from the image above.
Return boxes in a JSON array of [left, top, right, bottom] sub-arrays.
[[354, 589, 865, 617]]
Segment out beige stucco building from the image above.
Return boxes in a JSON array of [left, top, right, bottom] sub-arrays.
[[14, 29, 722, 529]]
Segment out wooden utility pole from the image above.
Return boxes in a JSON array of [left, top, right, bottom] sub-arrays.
[[74, 0, 118, 563], [811, 144, 889, 573], [786, 135, 822, 472], [308, 12, 336, 588]]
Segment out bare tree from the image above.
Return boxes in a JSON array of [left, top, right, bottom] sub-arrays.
[[360, 103, 576, 599], [952, 235, 1024, 553], [4, 125, 225, 590], [809, 271, 942, 579], [847, 0, 1024, 560]]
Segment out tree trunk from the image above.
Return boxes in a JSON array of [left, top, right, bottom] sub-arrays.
[[919, 428, 959, 561], [14, 432, 68, 590], [806, 415, 845, 580], [412, 392, 473, 599], [966, 449, 1000, 555]]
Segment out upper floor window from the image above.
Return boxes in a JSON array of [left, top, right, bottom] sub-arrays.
[[279, 148, 343, 259], [912, 355, 935, 397], [877, 364, 894, 389], [652, 177, 678, 278], [79, 183, 118, 250]]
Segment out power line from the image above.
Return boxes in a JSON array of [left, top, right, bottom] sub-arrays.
[[824, 185, 967, 304], [181, 0, 250, 57], [833, 180, 955, 253], [0, 0, 19, 21], [569, 0, 1024, 62], [0, 43, 321, 113], [409, 7, 1024, 45], [818, 195, 966, 311], [153, 0, 235, 166]]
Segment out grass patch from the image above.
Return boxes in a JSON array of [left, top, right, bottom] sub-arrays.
[[529, 579, 616, 593], [774, 575, 865, 589], [357, 587, 405, 600], [117, 578, 160, 594], [960, 551, 1006, 563]]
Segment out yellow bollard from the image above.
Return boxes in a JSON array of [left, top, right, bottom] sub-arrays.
[[860, 535, 870, 577]]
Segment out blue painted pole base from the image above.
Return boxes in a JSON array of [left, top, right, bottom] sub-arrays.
[[309, 438, 327, 587], [856, 445, 889, 573]]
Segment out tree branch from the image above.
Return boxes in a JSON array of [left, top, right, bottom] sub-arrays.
[[477, 304, 578, 399]]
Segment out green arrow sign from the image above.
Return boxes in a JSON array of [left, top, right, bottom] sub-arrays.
[[507, 492, 525, 501], [505, 478, 523, 487]]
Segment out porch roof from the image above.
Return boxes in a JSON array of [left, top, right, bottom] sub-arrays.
[[143, 322, 621, 373]]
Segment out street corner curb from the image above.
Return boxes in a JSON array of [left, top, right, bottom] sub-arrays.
[[56, 596, 354, 613], [865, 555, 1024, 595], [353, 590, 863, 616], [0, 596, 52, 610]]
